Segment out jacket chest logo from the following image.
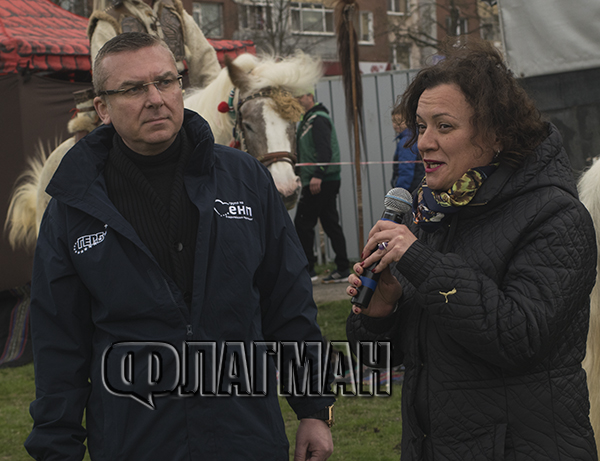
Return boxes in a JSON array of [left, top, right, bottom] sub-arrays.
[[299, 114, 318, 140], [439, 288, 457, 303], [73, 224, 108, 254], [299, 123, 312, 140], [214, 199, 254, 221]]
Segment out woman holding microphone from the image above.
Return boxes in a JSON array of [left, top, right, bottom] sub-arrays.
[[346, 40, 598, 460]]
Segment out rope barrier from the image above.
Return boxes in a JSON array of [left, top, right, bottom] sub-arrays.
[[295, 160, 422, 167]]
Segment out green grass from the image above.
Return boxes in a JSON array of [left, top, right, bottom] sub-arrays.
[[280, 390, 402, 461], [314, 261, 337, 277], [0, 299, 401, 460], [0, 363, 36, 461], [282, 299, 403, 461]]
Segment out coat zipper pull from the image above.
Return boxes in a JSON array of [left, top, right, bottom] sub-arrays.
[[187, 325, 193, 336]]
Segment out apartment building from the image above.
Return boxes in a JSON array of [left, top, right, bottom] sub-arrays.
[[54, 0, 494, 74], [182, 0, 390, 75]]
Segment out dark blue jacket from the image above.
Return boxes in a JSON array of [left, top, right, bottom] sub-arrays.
[[25, 110, 333, 460], [391, 128, 424, 193]]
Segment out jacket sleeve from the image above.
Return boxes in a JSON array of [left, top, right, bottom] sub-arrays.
[[311, 115, 333, 180], [346, 260, 413, 368], [24, 205, 94, 461], [181, 9, 221, 88], [393, 132, 418, 190], [396, 198, 597, 373], [254, 172, 335, 417], [346, 306, 405, 368]]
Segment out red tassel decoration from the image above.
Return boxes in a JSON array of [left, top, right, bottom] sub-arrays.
[[218, 101, 231, 113]]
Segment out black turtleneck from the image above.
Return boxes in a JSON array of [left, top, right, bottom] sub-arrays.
[[104, 130, 199, 308], [116, 134, 181, 212]]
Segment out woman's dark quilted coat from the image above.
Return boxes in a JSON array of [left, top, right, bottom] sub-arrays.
[[347, 124, 598, 460]]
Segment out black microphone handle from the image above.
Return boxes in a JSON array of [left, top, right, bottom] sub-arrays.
[[350, 261, 380, 309], [351, 209, 405, 309]]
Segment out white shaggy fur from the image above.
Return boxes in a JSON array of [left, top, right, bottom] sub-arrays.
[[184, 50, 323, 144], [183, 65, 237, 144], [4, 137, 75, 250], [578, 159, 600, 451]]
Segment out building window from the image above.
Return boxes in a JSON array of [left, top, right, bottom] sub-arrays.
[[239, 2, 273, 31], [446, 16, 468, 36], [193, 3, 224, 38], [53, 0, 92, 16], [388, 0, 408, 14], [356, 11, 374, 44], [392, 44, 410, 70], [480, 23, 494, 41], [290, 3, 335, 35]]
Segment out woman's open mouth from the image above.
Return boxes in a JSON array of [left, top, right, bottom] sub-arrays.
[[424, 160, 444, 173]]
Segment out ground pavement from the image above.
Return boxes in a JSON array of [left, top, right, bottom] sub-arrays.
[[311, 277, 349, 305]]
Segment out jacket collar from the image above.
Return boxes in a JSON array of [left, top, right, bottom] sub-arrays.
[[464, 123, 575, 212], [304, 102, 329, 119], [45, 109, 215, 236], [47, 109, 214, 204]]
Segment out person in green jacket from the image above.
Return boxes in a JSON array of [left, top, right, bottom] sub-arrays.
[[294, 89, 350, 283]]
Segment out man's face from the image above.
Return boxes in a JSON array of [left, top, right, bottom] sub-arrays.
[[94, 45, 184, 156], [296, 93, 314, 112]]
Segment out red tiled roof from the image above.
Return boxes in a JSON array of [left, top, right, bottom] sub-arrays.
[[0, 0, 255, 75], [0, 0, 90, 75]]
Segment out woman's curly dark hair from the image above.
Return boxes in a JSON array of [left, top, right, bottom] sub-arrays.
[[398, 39, 547, 168]]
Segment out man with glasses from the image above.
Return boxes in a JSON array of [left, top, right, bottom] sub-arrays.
[[25, 33, 334, 461], [67, 0, 220, 140]]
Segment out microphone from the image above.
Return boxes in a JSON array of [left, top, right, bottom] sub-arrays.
[[351, 188, 413, 310]]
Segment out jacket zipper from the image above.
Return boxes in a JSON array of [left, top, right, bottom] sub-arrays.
[[162, 277, 193, 332]]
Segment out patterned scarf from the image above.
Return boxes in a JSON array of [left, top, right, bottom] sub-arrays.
[[413, 163, 498, 232]]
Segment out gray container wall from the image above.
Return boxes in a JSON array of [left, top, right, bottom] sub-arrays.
[[519, 66, 600, 176], [291, 67, 599, 265]]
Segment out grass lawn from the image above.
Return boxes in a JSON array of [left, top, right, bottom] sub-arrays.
[[0, 363, 36, 461], [0, 300, 402, 460], [284, 299, 403, 461]]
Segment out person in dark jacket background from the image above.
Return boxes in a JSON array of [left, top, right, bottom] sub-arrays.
[[294, 90, 350, 284], [25, 33, 334, 461], [390, 104, 424, 193], [346, 40, 598, 460]]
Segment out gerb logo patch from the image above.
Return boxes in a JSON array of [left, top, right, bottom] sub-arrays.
[[74, 224, 108, 254], [214, 199, 254, 221]]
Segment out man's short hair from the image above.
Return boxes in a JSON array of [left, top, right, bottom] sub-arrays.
[[293, 87, 315, 98], [93, 32, 176, 95]]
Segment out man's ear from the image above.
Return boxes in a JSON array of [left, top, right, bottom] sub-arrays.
[[94, 96, 111, 125]]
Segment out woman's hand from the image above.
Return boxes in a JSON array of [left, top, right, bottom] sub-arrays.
[[346, 263, 403, 317], [346, 220, 417, 317], [361, 220, 418, 273]]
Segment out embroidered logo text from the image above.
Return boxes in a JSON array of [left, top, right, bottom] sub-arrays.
[[74, 224, 108, 254], [214, 199, 254, 221]]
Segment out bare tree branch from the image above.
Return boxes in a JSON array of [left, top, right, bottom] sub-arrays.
[[235, 0, 337, 57]]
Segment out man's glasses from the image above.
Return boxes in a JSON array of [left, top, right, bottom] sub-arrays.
[[97, 76, 183, 98]]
